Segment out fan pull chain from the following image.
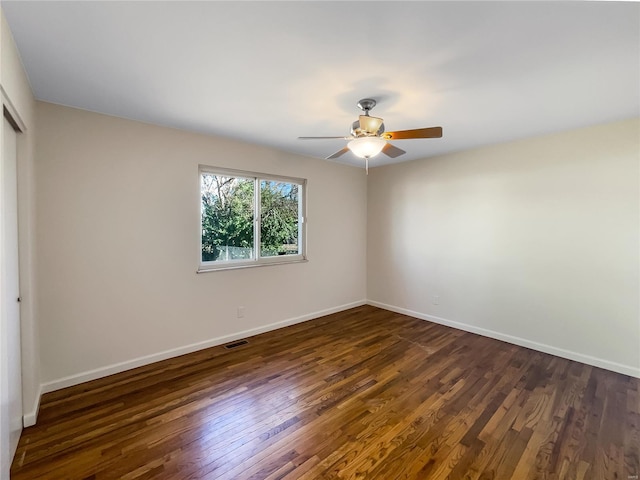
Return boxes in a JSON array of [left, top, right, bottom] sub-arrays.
[[366, 156, 369, 174]]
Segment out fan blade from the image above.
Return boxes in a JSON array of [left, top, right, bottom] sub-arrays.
[[382, 142, 406, 158], [298, 136, 350, 140], [359, 115, 384, 135], [383, 127, 443, 140], [326, 147, 350, 159]]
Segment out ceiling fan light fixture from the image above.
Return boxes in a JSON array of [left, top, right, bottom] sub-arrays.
[[298, 97, 442, 167], [348, 136, 386, 158]]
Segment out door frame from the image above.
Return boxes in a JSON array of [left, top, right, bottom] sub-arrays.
[[1, 90, 26, 475]]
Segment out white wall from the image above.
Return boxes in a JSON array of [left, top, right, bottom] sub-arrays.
[[1, 8, 38, 478], [368, 119, 640, 377], [35, 102, 367, 389]]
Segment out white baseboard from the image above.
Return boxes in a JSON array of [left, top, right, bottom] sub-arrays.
[[22, 383, 42, 428], [29, 297, 637, 428], [39, 299, 367, 397], [367, 300, 640, 379]]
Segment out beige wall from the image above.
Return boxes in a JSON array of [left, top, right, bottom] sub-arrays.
[[35, 102, 367, 389], [368, 119, 640, 377]]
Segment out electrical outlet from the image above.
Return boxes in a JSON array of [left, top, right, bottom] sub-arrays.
[[237, 306, 245, 318], [432, 295, 440, 305]]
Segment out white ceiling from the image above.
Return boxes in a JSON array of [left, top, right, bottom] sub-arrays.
[[3, 1, 639, 167]]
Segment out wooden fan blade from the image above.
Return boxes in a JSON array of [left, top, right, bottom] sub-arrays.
[[382, 127, 443, 140], [382, 142, 406, 158], [298, 136, 350, 140], [359, 115, 384, 135], [326, 147, 350, 159]]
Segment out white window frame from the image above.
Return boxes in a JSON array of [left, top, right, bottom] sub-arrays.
[[198, 165, 307, 272]]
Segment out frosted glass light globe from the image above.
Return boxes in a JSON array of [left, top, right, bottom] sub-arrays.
[[348, 136, 386, 158]]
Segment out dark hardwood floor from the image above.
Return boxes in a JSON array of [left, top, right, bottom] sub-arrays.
[[11, 305, 639, 479]]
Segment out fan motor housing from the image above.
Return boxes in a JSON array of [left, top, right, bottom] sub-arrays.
[[351, 119, 385, 137], [351, 98, 385, 137]]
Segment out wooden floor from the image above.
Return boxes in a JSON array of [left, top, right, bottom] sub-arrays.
[[11, 305, 639, 479]]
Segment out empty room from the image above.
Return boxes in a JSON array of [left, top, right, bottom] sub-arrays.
[[0, 1, 638, 479]]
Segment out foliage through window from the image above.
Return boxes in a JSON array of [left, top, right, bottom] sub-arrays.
[[200, 166, 305, 270]]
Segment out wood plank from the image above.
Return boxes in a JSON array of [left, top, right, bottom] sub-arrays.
[[11, 305, 639, 479]]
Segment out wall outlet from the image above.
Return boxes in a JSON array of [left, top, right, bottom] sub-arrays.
[[432, 295, 440, 305], [237, 306, 245, 318]]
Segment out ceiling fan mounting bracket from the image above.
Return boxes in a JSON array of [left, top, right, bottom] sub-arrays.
[[357, 98, 376, 115]]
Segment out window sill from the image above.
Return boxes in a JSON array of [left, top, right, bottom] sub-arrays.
[[197, 257, 308, 273]]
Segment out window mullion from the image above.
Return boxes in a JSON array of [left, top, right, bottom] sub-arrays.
[[254, 177, 261, 261]]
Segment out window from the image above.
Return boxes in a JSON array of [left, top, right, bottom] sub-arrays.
[[199, 166, 306, 271]]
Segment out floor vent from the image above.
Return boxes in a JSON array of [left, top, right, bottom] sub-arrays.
[[224, 340, 249, 349]]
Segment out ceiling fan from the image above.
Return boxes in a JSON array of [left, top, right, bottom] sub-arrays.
[[298, 98, 443, 172]]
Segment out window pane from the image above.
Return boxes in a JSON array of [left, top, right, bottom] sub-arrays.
[[201, 174, 254, 262], [260, 180, 299, 257]]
